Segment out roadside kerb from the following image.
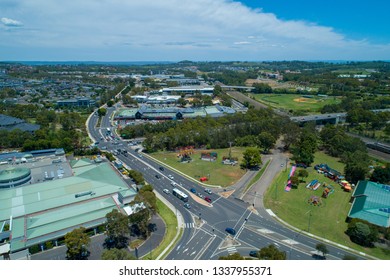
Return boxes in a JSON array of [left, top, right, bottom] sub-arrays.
[[141, 152, 222, 189], [154, 191, 185, 260], [265, 209, 378, 260]]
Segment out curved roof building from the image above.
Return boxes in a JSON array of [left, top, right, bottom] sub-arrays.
[[0, 167, 31, 188]]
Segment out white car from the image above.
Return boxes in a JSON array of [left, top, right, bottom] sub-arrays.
[[163, 189, 169, 194], [168, 174, 174, 180]]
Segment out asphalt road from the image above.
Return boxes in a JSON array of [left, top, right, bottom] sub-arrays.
[[86, 106, 367, 260]]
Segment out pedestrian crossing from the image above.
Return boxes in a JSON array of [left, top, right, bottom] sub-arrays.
[[182, 223, 195, 228], [226, 247, 237, 254]]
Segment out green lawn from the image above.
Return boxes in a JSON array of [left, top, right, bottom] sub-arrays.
[[264, 151, 390, 259], [250, 94, 341, 114], [149, 147, 247, 187]]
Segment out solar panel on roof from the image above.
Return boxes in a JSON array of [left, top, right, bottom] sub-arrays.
[[381, 185, 390, 192]]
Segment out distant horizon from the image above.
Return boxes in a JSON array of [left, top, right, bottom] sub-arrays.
[[2, 60, 390, 66]]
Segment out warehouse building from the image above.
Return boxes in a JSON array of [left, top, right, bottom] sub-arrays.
[[0, 152, 136, 257]]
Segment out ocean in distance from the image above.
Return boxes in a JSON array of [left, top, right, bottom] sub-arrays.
[[2, 61, 175, 66]]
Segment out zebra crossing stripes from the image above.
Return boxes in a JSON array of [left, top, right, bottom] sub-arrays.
[[182, 223, 195, 228], [226, 247, 237, 254]]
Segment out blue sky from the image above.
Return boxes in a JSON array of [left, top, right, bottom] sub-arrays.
[[1, 0, 389, 61]]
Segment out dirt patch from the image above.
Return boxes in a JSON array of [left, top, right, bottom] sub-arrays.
[[219, 190, 235, 198], [293, 98, 318, 103], [190, 193, 212, 207]]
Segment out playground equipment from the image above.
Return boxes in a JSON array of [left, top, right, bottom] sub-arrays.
[[339, 180, 352, 192], [308, 195, 322, 206], [177, 146, 194, 162], [322, 185, 335, 198], [284, 165, 297, 192], [306, 179, 321, 191], [201, 151, 218, 162]]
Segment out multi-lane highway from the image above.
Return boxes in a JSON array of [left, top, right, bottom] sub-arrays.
[[87, 107, 366, 260]]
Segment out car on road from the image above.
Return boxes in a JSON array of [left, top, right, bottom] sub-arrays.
[[155, 174, 161, 179], [225, 227, 236, 235], [249, 250, 258, 258], [190, 188, 196, 193], [184, 203, 191, 209], [204, 197, 212, 203], [280, 163, 284, 167], [159, 166, 164, 171], [163, 189, 169, 194], [168, 174, 174, 180], [197, 193, 204, 198], [204, 188, 212, 194]]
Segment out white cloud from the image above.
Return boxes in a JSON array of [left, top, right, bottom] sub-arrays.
[[0, 0, 389, 60], [1, 17, 23, 27]]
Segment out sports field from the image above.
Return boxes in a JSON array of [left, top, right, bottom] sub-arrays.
[[149, 147, 247, 187], [264, 151, 389, 259], [250, 94, 341, 114]]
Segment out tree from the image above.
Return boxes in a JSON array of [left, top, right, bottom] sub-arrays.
[[219, 252, 246, 260], [101, 248, 136, 260], [346, 221, 378, 247], [297, 169, 309, 182], [370, 165, 390, 184], [315, 243, 329, 258], [290, 175, 300, 188], [257, 132, 276, 154], [258, 244, 286, 260], [97, 107, 107, 117], [241, 147, 262, 169], [291, 129, 317, 166], [104, 209, 130, 249], [344, 151, 368, 184], [64, 227, 90, 260], [107, 100, 114, 107]]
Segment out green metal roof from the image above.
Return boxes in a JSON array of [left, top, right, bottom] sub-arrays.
[[0, 167, 30, 183], [0, 159, 137, 252], [348, 181, 390, 227]]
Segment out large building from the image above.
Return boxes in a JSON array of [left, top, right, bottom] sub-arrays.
[[56, 97, 95, 107], [114, 104, 236, 122], [348, 180, 390, 228], [0, 114, 40, 133], [0, 150, 137, 257]]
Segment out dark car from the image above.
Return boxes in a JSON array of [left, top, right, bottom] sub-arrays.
[[225, 227, 236, 235], [205, 197, 212, 203], [249, 250, 258, 258], [184, 203, 191, 209], [190, 188, 196, 193], [155, 174, 161, 179], [159, 166, 164, 171]]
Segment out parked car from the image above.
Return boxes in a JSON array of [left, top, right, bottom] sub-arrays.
[[190, 188, 196, 193], [205, 197, 212, 203], [225, 227, 236, 235], [249, 250, 258, 258]]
